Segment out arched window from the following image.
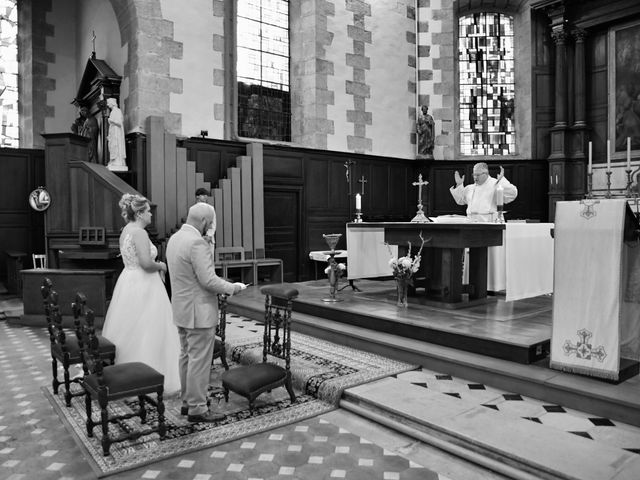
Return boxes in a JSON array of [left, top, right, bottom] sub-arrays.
[[459, 12, 515, 155], [236, 0, 290, 142], [0, 0, 18, 148]]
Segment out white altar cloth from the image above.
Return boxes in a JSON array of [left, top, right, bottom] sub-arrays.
[[348, 222, 554, 301]]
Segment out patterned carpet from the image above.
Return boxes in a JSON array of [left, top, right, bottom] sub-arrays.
[[45, 329, 416, 477]]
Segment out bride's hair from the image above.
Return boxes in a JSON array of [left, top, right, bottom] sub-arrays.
[[119, 193, 149, 222]]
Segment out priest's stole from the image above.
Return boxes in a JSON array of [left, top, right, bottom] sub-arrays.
[[550, 199, 639, 381]]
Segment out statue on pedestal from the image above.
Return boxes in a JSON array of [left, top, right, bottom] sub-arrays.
[[416, 105, 435, 159], [106, 98, 127, 171]]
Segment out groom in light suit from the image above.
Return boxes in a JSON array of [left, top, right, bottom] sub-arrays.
[[166, 203, 244, 423]]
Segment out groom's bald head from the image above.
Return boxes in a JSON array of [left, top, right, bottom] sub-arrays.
[[186, 202, 216, 234]]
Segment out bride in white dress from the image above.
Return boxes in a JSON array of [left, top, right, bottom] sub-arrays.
[[102, 193, 181, 395]]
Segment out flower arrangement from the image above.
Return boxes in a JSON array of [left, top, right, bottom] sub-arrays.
[[386, 232, 428, 284], [386, 232, 429, 307]]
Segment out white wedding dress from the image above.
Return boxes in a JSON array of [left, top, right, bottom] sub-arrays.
[[102, 232, 181, 395]]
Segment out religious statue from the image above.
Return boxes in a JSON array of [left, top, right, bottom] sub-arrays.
[[106, 98, 127, 171], [71, 106, 99, 163], [416, 105, 435, 159]]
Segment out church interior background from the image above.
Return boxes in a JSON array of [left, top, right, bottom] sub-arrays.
[[2, 0, 640, 478]]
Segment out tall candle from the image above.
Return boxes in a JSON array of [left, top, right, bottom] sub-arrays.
[[607, 139, 611, 172], [628, 137, 632, 170], [355, 193, 361, 210], [588, 141, 592, 174]]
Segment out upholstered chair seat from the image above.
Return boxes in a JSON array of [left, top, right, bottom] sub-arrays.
[[221, 284, 298, 412]]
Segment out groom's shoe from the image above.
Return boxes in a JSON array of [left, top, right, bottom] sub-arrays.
[[187, 411, 225, 423], [181, 399, 211, 416]]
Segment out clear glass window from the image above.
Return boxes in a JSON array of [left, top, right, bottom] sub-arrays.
[[237, 0, 290, 141], [0, 0, 19, 148]]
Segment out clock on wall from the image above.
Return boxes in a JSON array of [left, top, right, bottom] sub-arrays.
[[28, 187, 51, 212]]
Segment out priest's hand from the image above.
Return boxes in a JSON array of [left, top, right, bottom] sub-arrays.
[[454, 170, 464, 186], [496, 166, 505, 183]]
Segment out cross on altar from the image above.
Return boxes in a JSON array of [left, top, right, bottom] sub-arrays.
[[412, 174, 428, 206], [358, 175, 367, 195], [410, 174, 430, 223]]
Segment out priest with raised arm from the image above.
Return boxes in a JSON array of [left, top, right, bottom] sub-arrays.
[[449, 162, 518, 222]]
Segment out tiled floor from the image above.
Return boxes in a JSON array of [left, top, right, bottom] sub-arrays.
[[1, 298, 639, 479], [0, 307, 493, 480]]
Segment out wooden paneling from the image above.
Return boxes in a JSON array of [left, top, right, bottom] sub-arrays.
[[427, 160, 549, 221], [0, 148, 45, 282]]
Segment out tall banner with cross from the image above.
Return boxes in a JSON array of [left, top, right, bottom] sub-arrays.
[[550, 199, 640, 381]]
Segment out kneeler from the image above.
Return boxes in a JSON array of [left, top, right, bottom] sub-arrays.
[[221, 284, 298, 412]]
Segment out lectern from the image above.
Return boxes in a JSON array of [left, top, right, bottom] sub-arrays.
[[550, 199, 640, 382]]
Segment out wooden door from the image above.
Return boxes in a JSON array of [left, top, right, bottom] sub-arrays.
[[264, 186, 302, 282]]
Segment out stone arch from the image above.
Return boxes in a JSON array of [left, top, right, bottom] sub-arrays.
[[106, 0, 183, 133]]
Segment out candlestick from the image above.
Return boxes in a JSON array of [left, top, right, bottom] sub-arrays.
[[607, 139, 611, 172], [605, 170, 612, 199], [588, 141, 592, 174], [628, 137, 632, 170], [586, 172, 593, 199], [355, 193, 361, 210], [626, 168, 633, 197]]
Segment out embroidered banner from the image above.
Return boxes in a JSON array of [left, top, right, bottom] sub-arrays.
[[550, 199, 633, 380]]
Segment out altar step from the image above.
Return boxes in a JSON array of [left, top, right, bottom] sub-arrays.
[[227, 287, 640, 429], [340, 377, 640, 480]]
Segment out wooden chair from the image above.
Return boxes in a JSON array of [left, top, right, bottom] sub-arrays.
[[41, 278, 116, 407], [220, 284, 298, 412], [211, 294, 229, 370], [75, 293, 166, 456], [32, 253, 47, 269]]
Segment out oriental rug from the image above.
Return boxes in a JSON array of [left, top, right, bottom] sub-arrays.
[[45, 322, 416, 478]]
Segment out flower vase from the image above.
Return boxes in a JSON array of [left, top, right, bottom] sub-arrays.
[[395, 277, 409, 307]]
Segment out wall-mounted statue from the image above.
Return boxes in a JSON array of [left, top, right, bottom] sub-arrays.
[[416, 105, 435, 159], [106, 98, 127, 171], [71, 106, 99, 163]]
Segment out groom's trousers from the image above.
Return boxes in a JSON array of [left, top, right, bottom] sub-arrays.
[[178, 326, 216, 416]]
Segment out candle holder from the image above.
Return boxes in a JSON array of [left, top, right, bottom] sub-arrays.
[[321, 233, 344, 303], [586, 172, 593, 199], [605, 171, 613, 199], [354, 210, 363, 223], [626, 168, 634, 197], [410, 203, 430, 223], [495, 205, 506, 224]]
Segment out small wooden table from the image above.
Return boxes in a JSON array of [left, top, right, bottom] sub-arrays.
[[347, 222, 504, 308]]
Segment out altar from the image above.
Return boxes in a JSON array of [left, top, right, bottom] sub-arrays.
[[347, 222, 504, 308], [464, 222, 555, 302]]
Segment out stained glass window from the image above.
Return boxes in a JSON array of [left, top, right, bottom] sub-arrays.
[[237, 0, 290, 141], [459, 13, 515, 155], [0, 0, 19, 148]]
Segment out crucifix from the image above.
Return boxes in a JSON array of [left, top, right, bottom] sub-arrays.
[[411, 174, 431, 223], [358, 175, 368, 196]]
